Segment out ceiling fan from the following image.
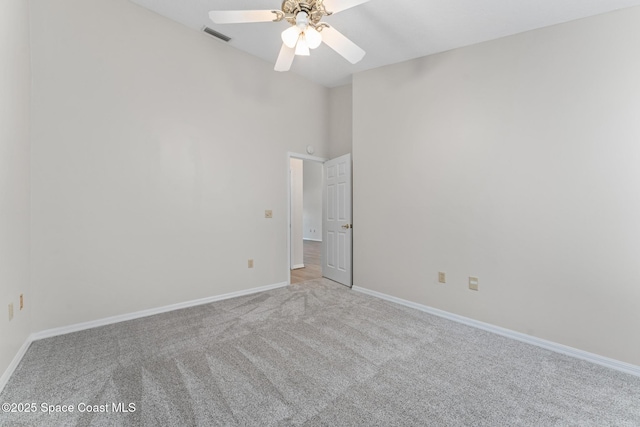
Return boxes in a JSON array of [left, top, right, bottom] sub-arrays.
[[209, 0, 369, 72]]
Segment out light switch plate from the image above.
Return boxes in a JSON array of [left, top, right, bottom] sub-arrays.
[[469, 277, 479, 291], [265, 210, 273, 219], [438, 272, 446, 283]]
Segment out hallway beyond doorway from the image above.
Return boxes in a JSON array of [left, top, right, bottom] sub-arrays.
[[290, 240, 322, 284]]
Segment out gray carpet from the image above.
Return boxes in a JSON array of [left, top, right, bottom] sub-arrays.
[[1, 278, 639, 426]]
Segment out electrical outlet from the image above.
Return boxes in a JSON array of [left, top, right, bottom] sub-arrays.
[[8, 303, 14, 321], [469, 277, 479, 291], [265, 210, 273, 219], [248, 259, 254, 268], [438, 272, 446, 283], [20, 294, 24, 310]]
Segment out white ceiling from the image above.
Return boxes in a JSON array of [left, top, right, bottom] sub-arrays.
[[130, 0, 640, 87]]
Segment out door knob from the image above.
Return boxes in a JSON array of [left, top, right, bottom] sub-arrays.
[[341, 224, 352, 229]]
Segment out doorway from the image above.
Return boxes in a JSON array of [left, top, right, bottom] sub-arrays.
[[287, 152, 353, 287], [289, 156, 324, 284]]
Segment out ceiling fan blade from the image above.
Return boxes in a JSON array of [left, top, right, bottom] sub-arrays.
[[321, 26, 365, 64], [209, 10, 277, 24], [275, 44, 296, 72], [323, 0, 370, 14]]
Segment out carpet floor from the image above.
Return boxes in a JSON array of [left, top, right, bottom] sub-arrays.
[[1, 278, 639, 426]]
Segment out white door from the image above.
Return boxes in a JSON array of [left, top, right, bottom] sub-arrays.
[[322, 154, 352, 287]]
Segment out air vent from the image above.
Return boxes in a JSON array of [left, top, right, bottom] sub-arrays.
[[203, 27, 231, 42]]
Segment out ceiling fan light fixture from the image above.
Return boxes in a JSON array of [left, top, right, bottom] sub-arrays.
[[305, 26, 322, 49], [282, 26, 301, 48], [209, 0, 370, 72], [295, 35, 310, 56]]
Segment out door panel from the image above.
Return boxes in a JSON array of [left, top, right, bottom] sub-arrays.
[[322, 154, 352, 287], [327, 184, 336, 221], [326, 231, 335, 268]]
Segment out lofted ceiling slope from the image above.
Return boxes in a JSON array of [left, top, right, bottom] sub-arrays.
[[129, 0, 640, 87]]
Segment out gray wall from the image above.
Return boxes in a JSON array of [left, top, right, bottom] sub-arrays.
[[353, 7, 640, 365], [29, 0, 330, 331], [303, 161, 323, 241], [328, 85, 353, 159], [0, 0, 31, 379]]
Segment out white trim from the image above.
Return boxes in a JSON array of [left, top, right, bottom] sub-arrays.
[[0, 338, 32, 393], [291, 264, 305, 270], [352, 286, 640, 378], [33, 282, 288, 341], [303, 238, 322, 242], [2, 281, 288, 393], [287, 151, 327, 163]]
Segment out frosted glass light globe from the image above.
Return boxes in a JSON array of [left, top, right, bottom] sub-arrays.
[[295, 35, 310, 56], [282, 26, 301, 48], [305, 27, 322, 49]]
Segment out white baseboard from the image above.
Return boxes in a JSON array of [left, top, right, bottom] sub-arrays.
[[1, 281, 288, 393], [352, 286, 640, 378], [303, 238, 322, 242], [0, 338, 33, 393], [32, 281, 288, 341], [291, 264, 305, 270]]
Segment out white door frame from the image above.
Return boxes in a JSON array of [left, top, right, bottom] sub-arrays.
[[286, 152, 327, 284]]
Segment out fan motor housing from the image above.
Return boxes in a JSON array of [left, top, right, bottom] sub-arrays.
[[282, 0, 329, 25]]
